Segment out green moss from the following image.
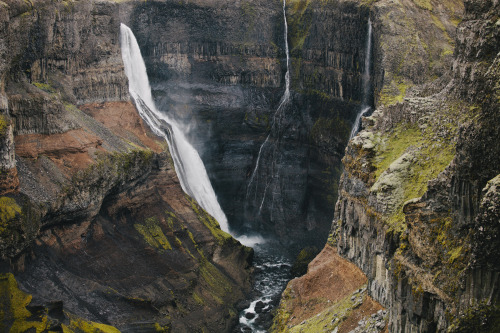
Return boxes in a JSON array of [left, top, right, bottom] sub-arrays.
[[192, 292, 205, 305], [447, 245, 463, 264], [272, 284, 368, 333], [403, 140, 455, 199], [186, 196, 232, 246], [153, 322, 170, 332], [379, 78, 410, 106], [173, 236, 182, 248], [413, 0, 432, 11], [0, 273, 119, 333], [448, 301, 500, 333], [431, 13, 446, 32], [62, 313, 120, 333], [372, 121, 456, 232], [270, 287, 293, 332], [290, 246, 319, 277], [450, 16, 462, 27], [0, 115, 8, 137], [0, 197, 22, 235], [199, 258, 232, 304], [0, 273, 49, 332], [373, 126, 420, 180], [33, 82, 56, 94], [134, 217, 172, 251], [287, 0, 313, 52], [187, 229, 197, 246]]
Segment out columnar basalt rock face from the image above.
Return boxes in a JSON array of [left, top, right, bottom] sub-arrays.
[[2, 0, 128, 105], [326, 0, 500, 332], [271, 0, 498, 332], [287, 0, 371, 101]]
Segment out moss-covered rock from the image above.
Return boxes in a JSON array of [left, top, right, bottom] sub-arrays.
[[0, 273, 121, 333], [289, 246, 319, 277]]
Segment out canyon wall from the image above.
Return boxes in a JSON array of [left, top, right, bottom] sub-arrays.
[[0, 1, 252, 331], [1, 0, 497, 332], [123, 0, 374, 247], [273, 0, 500, 332]]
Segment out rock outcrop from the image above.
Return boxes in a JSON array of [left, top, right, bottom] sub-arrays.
[[272, 0, 499, 332], [0, 1, 252, 332]]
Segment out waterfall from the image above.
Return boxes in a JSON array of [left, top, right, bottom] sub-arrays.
[[349, 106, 370, 139], [119, 23, 229, 233], [350, 18, 372, 139], [279, 0, 291, 108], [245, 0, 291, 210]]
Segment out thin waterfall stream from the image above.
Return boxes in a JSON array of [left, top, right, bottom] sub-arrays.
[[237, 0, 294, 331], [350, 19, 373, 139], [246, 0, 291, 212]]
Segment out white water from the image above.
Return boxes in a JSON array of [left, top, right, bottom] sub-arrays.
[[120, 23, 229, 233], [237, 243, 292, 333], [349, 106, 371, 139], [246, 0, 291, 207], [278, 0, 291, 110], [350, 19, 372, 139]]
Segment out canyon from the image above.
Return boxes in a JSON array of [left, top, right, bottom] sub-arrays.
[[0, 0, 498, 332]]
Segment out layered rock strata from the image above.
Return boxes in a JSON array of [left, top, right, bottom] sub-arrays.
[[125, 0, 375, 247], [0, 1, 252, 332]]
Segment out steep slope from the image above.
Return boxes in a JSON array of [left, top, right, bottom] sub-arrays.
[[0, 1, 252, 332], [271, 0, 499, 332]]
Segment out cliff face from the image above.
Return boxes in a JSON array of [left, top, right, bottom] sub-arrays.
[[122, 0, 375, 247], [334, 0, 500, 330], [1, 0, 497, 332], [272, 0, 499, 331], [0, 1, 252, 332]]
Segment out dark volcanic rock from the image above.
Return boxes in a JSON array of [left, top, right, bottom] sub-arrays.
[[0, 1, 253, 329], [127, 0, 372, 248], [323, 0, 500, 332]]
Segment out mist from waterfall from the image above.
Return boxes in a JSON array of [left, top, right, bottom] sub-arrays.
[[350, 18, 373, 140], [120, 23, 229, 233]]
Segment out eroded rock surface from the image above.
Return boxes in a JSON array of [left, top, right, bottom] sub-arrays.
[[0, 1, 252, 332], [273, 0, 499, 332]]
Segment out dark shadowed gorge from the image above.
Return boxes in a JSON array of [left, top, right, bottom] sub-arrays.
[[0, 0, 498, 332]]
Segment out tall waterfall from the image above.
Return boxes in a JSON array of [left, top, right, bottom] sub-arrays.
[[120, 23, 229, 233], [246, 0, 291, 212], [350, 19, 372, 140], [279, 0, 291, 108]]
